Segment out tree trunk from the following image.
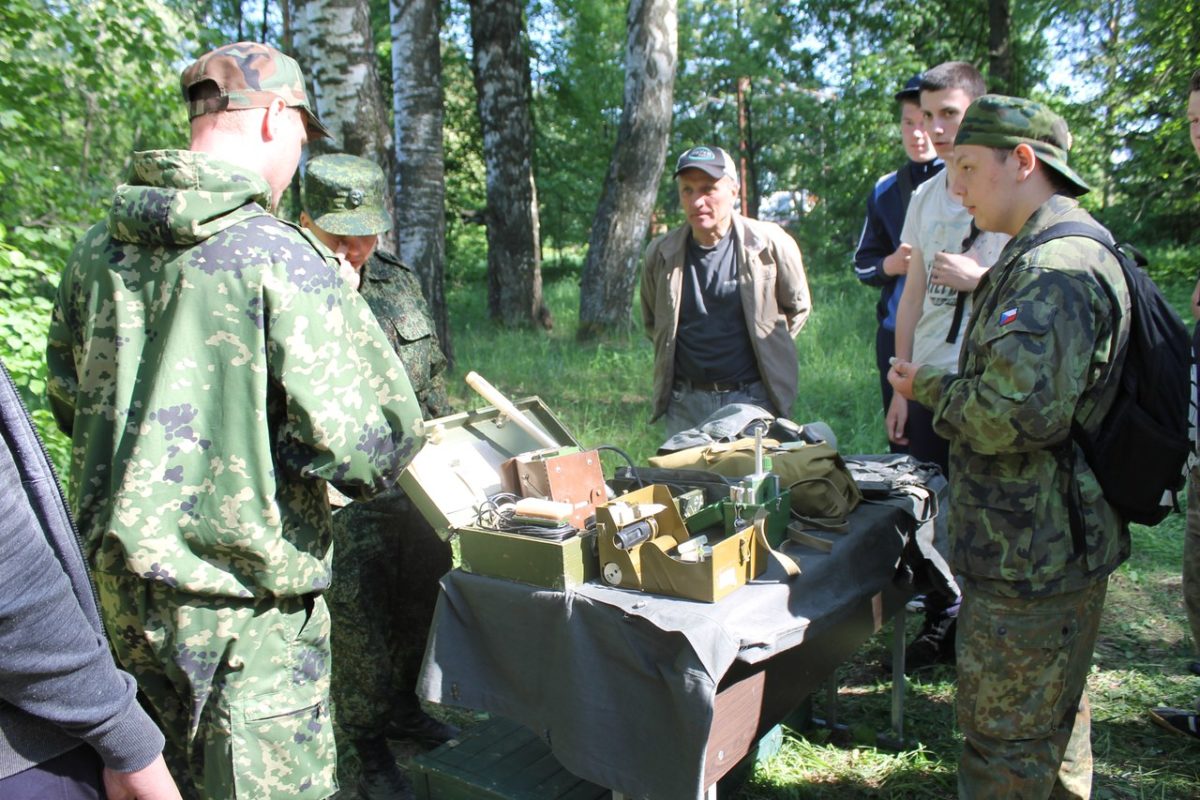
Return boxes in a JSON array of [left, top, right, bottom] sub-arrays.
[[987, 0, 1013, 94], [468, 0, 552, 329], [392, 0, 454, 363], [291, 0, 398, 254], [577, 0, 677, 338]]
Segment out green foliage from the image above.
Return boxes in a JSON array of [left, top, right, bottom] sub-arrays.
[[1055, 0, 1200, 245], [0, 0, 188, 232], [0, 225, 71, 470], [0, 0, 189, 457]]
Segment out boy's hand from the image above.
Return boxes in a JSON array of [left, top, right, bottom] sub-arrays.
[[882, 243, 913, 276]]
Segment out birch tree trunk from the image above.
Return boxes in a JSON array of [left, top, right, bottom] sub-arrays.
[[392, 0, 454, 361], [291, 0, 397, 254], [577, 0, 676, 338], [468, 0, 552, 329]]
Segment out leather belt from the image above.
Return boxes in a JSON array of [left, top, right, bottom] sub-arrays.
[[674, 377, 757, 393]]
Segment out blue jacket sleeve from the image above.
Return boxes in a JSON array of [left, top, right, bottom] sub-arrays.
[[853, 174, 900, 288]]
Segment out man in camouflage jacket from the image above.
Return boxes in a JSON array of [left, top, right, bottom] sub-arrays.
[[300, 154, 454, 800], [890, 96, 1130, 798], [46, 44, 424, 800]]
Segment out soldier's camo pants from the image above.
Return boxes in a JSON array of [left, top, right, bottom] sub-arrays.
[[956, 578, 1107, 800], [96, 574, 337, 800]]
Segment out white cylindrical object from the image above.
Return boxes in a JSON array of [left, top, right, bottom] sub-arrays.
[[464, 371, 558, 449]]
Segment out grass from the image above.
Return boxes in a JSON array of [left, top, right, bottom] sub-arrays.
[[435, 258, 1200, 798]]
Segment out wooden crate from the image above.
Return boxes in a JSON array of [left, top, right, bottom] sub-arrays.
[[411, 717, 609, 800]]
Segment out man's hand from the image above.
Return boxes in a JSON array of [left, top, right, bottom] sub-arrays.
[[335, 243, 361, 292], [888, 359, 919, 402], [882, 243, 913, 277], [929, 250, 987, 292], [102, 754, 182, 800], [885, 390, 909, 446]]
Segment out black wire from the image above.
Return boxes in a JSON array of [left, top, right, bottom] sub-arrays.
[[473, 492, 578, 542], [595, 444, 644, 488]]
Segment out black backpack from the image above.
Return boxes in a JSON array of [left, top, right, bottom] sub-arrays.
[[1014, 221, 1190, 526]]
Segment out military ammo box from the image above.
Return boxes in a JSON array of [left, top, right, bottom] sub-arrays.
[[595, 484, 766, 602], [398, 398, 599, 590]]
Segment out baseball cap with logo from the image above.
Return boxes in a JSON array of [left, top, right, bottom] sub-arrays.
[[180, 41, 332, 140], [304, 154, 391, 236], [673, 145, 739, 185], [955, 94, 1090, 195]]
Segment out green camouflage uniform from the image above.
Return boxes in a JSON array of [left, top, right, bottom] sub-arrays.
[[299, 153, 454, 794], [911, 96, 1130, 799], [329, 249, 452, 737], [45, 144, 424, 800]]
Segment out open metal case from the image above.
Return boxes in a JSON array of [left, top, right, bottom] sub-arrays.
[[398, 397, 600, 590]]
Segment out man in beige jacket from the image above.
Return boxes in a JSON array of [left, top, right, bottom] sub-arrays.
[[641, 145, 812, 437]]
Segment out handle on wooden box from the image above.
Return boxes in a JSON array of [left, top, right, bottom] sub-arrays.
[[464, 371, 558, 449]]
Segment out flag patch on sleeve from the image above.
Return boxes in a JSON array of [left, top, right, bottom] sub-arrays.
[[999, 307, 1019, 326]]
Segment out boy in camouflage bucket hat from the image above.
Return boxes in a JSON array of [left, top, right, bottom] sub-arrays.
[[302, 153, 456, 800], [890, 94, 1130, 797], [181, 41, 331, 140]]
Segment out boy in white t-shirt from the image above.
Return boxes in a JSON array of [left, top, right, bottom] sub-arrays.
[[888, 61, 1008, 472]]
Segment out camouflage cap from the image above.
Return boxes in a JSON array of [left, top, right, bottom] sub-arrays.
[[304, 154, 392, 236], [180, 41, 331, 140], [955, 94, 1089, 195]]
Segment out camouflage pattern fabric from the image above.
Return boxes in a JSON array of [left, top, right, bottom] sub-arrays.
[[954, 94, 1090, 196], [46, 149, 425, 799], [181, 41, 330, 139], [97, 574, 337, 799], [956, 579, 1107, 799], [910, 189, 1131, 798], [912, 194, 1131, 600], [1186, 465, 1200, 653], [357, 250, 451, 420], [327, 249, 451, 779], [303, 154, 392, 237]]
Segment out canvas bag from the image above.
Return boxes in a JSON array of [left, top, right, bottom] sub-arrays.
[[648, 438, 862, 530]]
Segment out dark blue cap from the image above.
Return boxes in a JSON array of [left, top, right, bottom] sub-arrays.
[[895, 74, 923, 102]]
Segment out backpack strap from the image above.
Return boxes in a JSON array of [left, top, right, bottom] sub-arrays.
[[944, 221, 982, 345], [979, 220, 1124, 555]]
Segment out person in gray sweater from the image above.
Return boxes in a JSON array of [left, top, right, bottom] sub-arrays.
[[0, 360, 179, 799]]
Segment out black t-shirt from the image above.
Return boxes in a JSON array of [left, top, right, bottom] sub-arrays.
[[674, 229, 760, 385]]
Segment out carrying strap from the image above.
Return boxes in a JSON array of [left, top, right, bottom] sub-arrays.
[[753, 507, 801, 578], [945, 221, 982, 345]]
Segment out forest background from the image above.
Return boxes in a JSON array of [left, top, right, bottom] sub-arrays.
[[2, 1, 1199, 797]]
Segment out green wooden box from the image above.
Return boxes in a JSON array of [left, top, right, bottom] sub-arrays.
[[398, 398, 599, 590], [410, 717, 609, 800]]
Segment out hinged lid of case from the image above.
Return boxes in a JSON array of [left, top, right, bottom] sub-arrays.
[[398, 397, 580, 539]]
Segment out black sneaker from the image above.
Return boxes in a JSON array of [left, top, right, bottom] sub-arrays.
[[384, 709, 461, 747], [1149, 707, 1200, 740], [353, 737, 416, 800]]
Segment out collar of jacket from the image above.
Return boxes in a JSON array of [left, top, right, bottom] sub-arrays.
[[659, 212, 765, 265]]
